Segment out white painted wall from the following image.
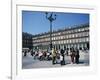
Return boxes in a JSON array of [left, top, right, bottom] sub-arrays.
[[0, 0, 100, 80]]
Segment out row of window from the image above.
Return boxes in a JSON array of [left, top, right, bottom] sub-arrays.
[[32, 27, 89, 40], [33, 37, 89, 46], [52, 27, 89, 36], [23, 40, 32, 44], [33, 32, 89, 43], [52, 38, 89, 44], [23, 36, 32, 39]]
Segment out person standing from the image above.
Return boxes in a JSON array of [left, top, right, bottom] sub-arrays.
[[70, 48, 75, 64], [75, 48, 80, 64], [47, 52, 50, 60], [60, 49, 65, 65], [34, 51, 38, 60], [52, 48, 57, 65], [60, 54, 63, 66], [24, 51, 27, 57], [66, 48, 69, 56], [38, 50, 43, 61]]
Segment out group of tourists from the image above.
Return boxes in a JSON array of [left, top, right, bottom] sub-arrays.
[[22, 49, 52, 61], [22, 47, 80, 66], [52, 47, 80, 65]]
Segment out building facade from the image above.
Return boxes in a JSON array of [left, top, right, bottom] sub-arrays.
[[32, 24, 89, 51], [22, 32, 33, 49]]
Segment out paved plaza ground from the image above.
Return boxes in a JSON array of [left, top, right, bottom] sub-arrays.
[[22, 50, 89, 69]]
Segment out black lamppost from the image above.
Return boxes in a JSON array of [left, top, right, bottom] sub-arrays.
[[45, 12, 56, 50]]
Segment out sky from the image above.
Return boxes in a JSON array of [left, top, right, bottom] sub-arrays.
[[22, 11, 89, 35]]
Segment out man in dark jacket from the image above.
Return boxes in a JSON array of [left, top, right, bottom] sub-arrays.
[[75, 48, 80, 64], [60, 49, 65, 65]]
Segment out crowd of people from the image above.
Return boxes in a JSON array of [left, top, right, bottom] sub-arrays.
[[22, 47, 82, 66]]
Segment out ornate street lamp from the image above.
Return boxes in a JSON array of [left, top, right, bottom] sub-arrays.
[[45, 12, 56, 50]]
